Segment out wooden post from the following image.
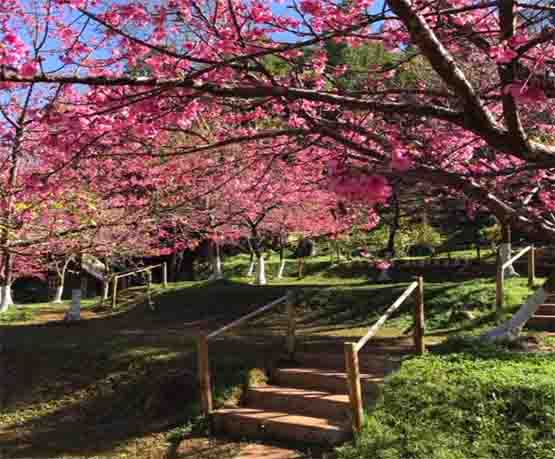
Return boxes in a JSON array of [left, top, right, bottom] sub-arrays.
[[112, 276, 118, 309], [146, 269, 153, 309], [528, 246, 535, 288], [414, 276, 425, 355], [344, 342, 364, 433], [298, 258, 304, 278], [162, 262, 168, 288], [286, 291, 296, 358], [197, 335, 213, 415], [496, 265, 504, 316]]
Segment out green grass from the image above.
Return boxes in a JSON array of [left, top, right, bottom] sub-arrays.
[[0, 296, 107, 323], [337, 340, 555, 459], [0, 253, 549, 458]]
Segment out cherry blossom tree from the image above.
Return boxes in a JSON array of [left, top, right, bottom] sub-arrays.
[[2, 0, 555, 338]]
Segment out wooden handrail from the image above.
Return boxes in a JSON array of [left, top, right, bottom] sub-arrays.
[[496, 245, 535, 314], [197, 291, 296, 416], [501, 246, 531, 270], [115, 263, 163, 280], [346, 277, 425, 433], [207, 294, 289, 340], [355, 281, 418, 352], [112, 262, 168, 308]]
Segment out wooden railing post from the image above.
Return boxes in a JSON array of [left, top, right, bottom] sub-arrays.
[[112, 275, 118, 309], [344, 342, 364, 433], [162, 262, 168, 288], [286, 290, 296, 359], [414, 276, 425, 355], [197, 335, 213, 415], [496, 264, 504, 316], [528, 245, 535, 288]]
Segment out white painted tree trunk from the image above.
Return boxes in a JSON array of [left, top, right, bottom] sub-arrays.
[[209, 253, 224, 280], [482, 287, 546, 342], [52, 284, 64, 303], [102, 281, 110, 301], [64, 289, 81, 321], [277, 259, 286, 279], [246, 259, 256, 276], [499, 243, 519, 277], [0, 283, 14, 312], [377, 269, 392, 282], [255, 254, 267, 285]]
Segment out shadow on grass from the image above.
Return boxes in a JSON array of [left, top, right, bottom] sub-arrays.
[[1, 333, 283, 458], [0, 274, 537, 458]]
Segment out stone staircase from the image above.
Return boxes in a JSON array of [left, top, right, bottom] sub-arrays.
[[527, 294, 555, 331], [212, 347, 407, 446]]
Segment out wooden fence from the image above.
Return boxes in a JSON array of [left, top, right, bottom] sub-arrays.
[[112, 262, 168, 308]]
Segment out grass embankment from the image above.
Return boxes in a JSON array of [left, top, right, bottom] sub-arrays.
[[0, 253, 548, 458], [0, 281, 286, 458], [337, 340, 555, 459]]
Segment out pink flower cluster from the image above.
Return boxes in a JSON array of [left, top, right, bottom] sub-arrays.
[[375, 260, 392, 271], [327, 161, 392, 204]]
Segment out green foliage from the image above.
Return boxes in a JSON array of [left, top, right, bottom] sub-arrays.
[[364, 221, 442, 256], [482, 223, 502, 244], [408, 223, 442, 249], [337, 346, 555, 459]]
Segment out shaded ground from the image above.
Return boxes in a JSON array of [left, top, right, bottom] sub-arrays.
[[0, 258, 545, 459]]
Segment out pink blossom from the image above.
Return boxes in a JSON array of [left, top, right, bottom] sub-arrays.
[[375, 260, 392, 271], [490, 45, 518, 64], [20, 61, 38, 78], [504, 83, 547, 103], [300, 0, 322, 15], [508, 34, 528, 48], [391, 150, 412, 171]]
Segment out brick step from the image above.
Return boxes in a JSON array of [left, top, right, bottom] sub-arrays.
[[289, 352, 401, 374], [273, 367, 383, 397], [245, 385, 350, 421], [536, 304, 555, 316], [527, 316, 555, 331], [212, 408, 351, 445]]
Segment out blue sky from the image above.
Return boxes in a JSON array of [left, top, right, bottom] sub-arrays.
[[23, 0, 384, 72]]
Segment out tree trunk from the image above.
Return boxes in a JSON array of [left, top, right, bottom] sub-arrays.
[[53, 284, 64, 303], [277, 239, 286, 279], [245, 238, 256, 276], [254, 254, 267, 285], [0, 251, 14, 312], [377, 269, 392, 282], [65, 254, 83, 321], [0, 283, 14, 312], [386, 188, 400, 257], [499, 224, 519, 277], [209, 241, 223, 280], [483, 273, 555, 341], [169, 252, 178, 282], [102, 280, 110, 301], [52, 257, 71, 304], [483, 288, 546, 341]]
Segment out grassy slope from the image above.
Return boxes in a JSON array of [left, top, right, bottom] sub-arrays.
[[0, 253, 549, 458], [337, 342, 555, 459]]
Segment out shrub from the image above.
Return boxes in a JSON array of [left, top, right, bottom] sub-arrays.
[[407, 223, 442, 249]]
